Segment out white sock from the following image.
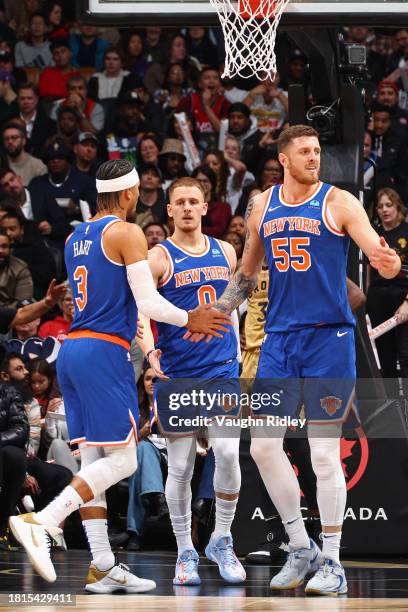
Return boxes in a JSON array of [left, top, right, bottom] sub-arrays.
[[322, 532, 341, 565], [283, 516, 310, 550], [82, 518, 115, 571], [212, 497, 238, 538], [170, 510, 194, 554], [35, 486, 83, 527]]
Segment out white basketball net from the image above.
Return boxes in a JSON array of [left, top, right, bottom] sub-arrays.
[[210, 0, 290, 80]]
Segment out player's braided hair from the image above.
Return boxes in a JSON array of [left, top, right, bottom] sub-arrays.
[[96, 159, 134, 212]]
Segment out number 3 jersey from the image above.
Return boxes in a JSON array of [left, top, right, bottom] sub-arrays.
[[65, 216, 137, 342], [156, 236, 237, 375], [259, 182, 354, 333]]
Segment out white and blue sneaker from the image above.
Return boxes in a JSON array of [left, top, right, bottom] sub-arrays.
[[305, 558, 348, 596], [205, 534, 246, 583], [270, 538, 323, 590], [173, 549, 201, 585]]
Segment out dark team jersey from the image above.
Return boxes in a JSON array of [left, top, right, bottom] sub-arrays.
[[371, 221, 408, 289]]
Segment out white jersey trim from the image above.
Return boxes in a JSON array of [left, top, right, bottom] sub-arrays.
[[100, 218, 124, 266]]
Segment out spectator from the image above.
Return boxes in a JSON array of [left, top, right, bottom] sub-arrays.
[[192, 164, 231, 238], [376, 80, 408, 138], [256, 155, 283, 191], [136, 164, 166, 227], [121, 32, 149, 79], [126, 366, 168, 551], [138, 134, 161, 167], [176, 67, 231, 153], [6, 0, 39, 41], [73, 132, 99, 178], [0, 168, 71, 245], [87, 47, 129, 103], [388, 28, 408, 74], [50, 74, 104, 134], [104, 91, 152, 165], [38, 38, 79, 100], [363, 130, 378, 210], [16, 83, 56, 159], [70, 23, 110, 71], [54, 107, 80, 149], [120, 73, 165, 135], [43, 1, 69, 41], [167, 112, 197, 174], [38, 286, 73, 342], [186, 27, 218, 69], [14, 12, 53, 69], [366, 187, 408, 400], [0, 207, 56, 299], [144, 33, 200, 96], [204, 141, 255, 213], [143, 26, 167, 64], [159, 138, 188, 191], [227, 102, 265, 174], [371, 103, 407, 195], [218, 64, 248, 104], [0, 229, 33, 307], [0, 374, 29, 550], [29, 138, 97, 221], [154, 62, 193, 119], [223, 230, 244, 263], [280, 49, 309, 90], [2, 123, 47, 186], [143, 222, 168, 249], [243, 72, 288, 134], [11, 300, 40, 342], [227, 214, 246, 240], [0, 70, 18, 127], [0, 48, 28, 90]]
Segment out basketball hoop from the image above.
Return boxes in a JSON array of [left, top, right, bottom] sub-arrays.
[[210, 0, 290, 80]]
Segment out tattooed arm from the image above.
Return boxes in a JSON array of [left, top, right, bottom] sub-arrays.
[[215, 191, 267, 314]]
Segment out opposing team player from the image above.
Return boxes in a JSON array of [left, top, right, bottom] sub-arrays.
[[9, 160, 231, 591], [213, 125, 400, 596], [138, 177, 246, 586]]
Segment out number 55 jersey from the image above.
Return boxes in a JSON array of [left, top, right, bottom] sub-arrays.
[[259, 182, 354, 332]]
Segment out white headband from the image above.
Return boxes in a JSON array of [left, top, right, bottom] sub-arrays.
[[96, 168, 139, 193]]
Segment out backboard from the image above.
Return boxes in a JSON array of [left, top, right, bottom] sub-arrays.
[[79, 0, 408, 26]]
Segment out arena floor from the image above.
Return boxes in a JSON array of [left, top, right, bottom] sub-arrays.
[[2, 550, 408, 610]]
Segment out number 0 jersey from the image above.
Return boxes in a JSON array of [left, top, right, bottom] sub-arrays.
[[259, 182, 354, 333], [65, 215, 137, 342], [156, 236, 237, 375]]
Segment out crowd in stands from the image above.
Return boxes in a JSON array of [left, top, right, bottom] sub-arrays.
[[0, 0, 407, 552]]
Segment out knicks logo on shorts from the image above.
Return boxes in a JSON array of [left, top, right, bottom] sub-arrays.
[[320, 396, 342, 416]]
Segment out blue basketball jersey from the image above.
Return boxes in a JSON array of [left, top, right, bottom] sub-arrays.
[[156, 236, 237, 375], [65, 216, 137, 342], [259, 182, 354, 332]]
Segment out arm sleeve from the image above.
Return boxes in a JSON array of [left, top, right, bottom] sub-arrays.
[[127, 260, 188, 327]]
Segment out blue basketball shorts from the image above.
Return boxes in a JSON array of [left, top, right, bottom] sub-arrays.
[[153, 359, 240, 435], [57, 335, 139, 446], [255, 326, 356, 424]]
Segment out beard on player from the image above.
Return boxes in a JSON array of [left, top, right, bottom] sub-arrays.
[[288, 161, 320, 185]]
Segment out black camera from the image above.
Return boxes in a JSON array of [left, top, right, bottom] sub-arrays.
[[306, 103, 338, 140]]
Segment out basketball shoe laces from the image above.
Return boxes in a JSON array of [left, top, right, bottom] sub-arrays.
[[180, 550, 198, 576], [217, 538, 240, 568]]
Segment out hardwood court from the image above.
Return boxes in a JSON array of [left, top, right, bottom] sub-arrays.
[[2, 551, 408, 611]]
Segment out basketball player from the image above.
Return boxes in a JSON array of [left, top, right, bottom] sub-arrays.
[[9, 160, 231, 591], [138, 176, 246, 585], [212, 125, 401, 596]]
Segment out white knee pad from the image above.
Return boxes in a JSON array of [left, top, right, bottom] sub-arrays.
[[211, 437, 241, 495], [77, 439, 137, 500], [79, 443, 107, 509]]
